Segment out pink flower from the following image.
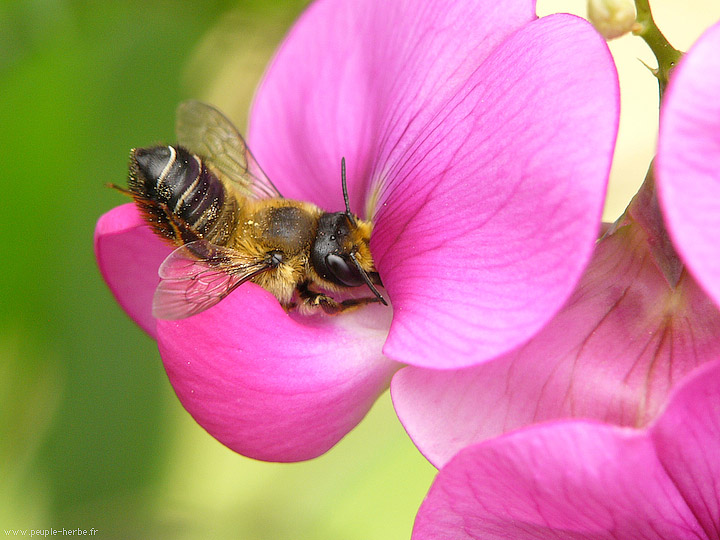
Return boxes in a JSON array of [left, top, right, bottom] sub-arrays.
[[95, 0, 619, 461], [402, 20, 720, 539], [413, 359, 720, 539], [392, 17, 720, 470]]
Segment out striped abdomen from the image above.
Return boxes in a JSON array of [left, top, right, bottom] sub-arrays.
[[128, 145, 238, 246]]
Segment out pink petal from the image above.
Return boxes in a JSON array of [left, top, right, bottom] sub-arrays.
[[96, 208, 399, 460], [412, 428, 703, 539], [249, 0, 536, 210], [657, 21, 720, 308], [250, 0, 619, 369], [94, 204, 172, 337], [377, 15, 618, 369], [156, 290, 399, 462], [412, 361, 720, 540], [650, 360, 720, 536], [393, 218, 720, 467]]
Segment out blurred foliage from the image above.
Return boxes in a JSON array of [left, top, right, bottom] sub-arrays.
[[0, 0, 435, 538]]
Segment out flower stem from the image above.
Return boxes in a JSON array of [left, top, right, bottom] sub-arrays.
[[632, 0, 683, 97]]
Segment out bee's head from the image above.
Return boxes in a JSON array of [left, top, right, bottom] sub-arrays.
[[310, 159, 387, 305]]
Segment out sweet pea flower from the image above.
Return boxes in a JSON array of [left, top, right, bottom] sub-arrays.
[[413, 358, 720, 540], [95, 0, 619, 461], [392, 18, 720, 468]]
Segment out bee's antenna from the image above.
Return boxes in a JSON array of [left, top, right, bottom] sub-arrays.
[[349, 252, 388, 306], [341, 157, 356, 225], [106, 182, 134, 197]]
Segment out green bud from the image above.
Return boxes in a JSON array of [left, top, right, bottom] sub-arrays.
[[587, 0, 637, 40]]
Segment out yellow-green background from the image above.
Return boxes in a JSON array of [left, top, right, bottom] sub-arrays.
[[1, 1, 718, 538]]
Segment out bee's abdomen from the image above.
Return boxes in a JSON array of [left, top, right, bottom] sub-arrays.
[[129, 145, 236, 245]]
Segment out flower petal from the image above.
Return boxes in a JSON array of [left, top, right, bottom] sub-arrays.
[[393, 218, 720, 467], [412, 361, 720, 540], [249, 0, 536, 211], [650, 360, 720, 536], [156, 290, 399, 461], [94, 204, 172, 337], [657, 21, 720, 308], [250, 0, 619, 369], [377, 15, 618, 368], [412, 427, 703, 539]]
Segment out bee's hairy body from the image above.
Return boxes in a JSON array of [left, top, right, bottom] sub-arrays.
[[128, 142, 379, 316]]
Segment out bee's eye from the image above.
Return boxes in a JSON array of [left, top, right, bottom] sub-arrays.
[[325, 253, 364, 287]]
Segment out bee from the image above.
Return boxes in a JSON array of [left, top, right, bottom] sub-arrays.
[[121, 100, 387, 319]]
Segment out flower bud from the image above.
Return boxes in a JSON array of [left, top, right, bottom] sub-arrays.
[[587, 0, 637, 40]]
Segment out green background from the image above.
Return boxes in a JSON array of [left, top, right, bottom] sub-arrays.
[[0, 1, 435, 538]]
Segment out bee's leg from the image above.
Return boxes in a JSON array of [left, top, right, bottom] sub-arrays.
[[296, 283, 383, 315], [296, 282, 342, 314]]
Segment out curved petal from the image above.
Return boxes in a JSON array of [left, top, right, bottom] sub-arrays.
[[651, 360, 720, 537], [393, 218, 720, 467], [657, 20, 720, 308], [156, 291, 398, 462], [412, 360, 720, 540], [250, 0, 619, 369], [94, 204, 172, 337], [249, 0, 537, 210], [377, 15, 618, 368]]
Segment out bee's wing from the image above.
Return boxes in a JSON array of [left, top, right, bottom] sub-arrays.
[[176, 100, 283, 200], [152, 239, 272, 320]]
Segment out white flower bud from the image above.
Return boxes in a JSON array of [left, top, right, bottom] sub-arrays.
[[587, 0, 637, 40]]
